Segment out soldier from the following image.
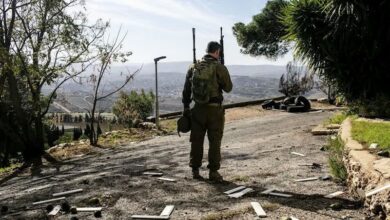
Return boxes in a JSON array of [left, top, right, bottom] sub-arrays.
[[182, 41, 233, 182]]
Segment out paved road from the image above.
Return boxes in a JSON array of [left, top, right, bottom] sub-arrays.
[[0, 110, 366, 219]]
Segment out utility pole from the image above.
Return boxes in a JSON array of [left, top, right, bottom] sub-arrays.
[[154, 56, 166, 129]]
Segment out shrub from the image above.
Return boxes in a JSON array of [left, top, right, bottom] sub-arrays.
[[112, 90, 155, 128], [278, 61, 313, 97], [328, 137, 347, 182]]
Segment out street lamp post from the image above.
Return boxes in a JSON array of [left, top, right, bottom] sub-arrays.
[[154, 56, 166, 129]]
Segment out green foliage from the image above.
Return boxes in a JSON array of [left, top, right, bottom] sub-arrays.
[[58, 132, 72, 144], [235, 0, 390, 116], [351, 121, 390, 151], [352, 96, 390, 119], [0, 163, 21, 175], [325, 112, 348, 125], [284, 0, 390, 114], [278, 61, 314, 96], [233, 0, 289, 58], [328, 137, 347, 182], [0, 0, 108, 163], [112, 90, 155, 128]]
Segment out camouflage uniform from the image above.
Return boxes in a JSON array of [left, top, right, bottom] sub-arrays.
[[182, 54, 233, 172]]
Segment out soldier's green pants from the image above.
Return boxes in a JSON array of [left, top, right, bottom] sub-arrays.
[[189, 103, 225, 171]]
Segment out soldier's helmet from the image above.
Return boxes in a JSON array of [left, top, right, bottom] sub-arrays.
[[177, 115, 191, 135]]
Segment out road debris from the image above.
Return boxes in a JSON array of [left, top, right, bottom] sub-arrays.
[[160, 205, 175, 216], [366, 183, 390, 197], [157, 177, 176, 182], [251, 202, 267, 217], [94, 210, 102, 218], [224, 186, 246, 195], [32, 197, 66, 205], [1, 205, 8, 214], [46, 204, 54, 213], [53, 189, 83, 197], [377, 151, 390, 157], [298, 162, 322, 168], [329, 202, 343, 211], [48, 205, 61, 219], [311, 124, 338, 135], [131, 205, 175, 219], [294, 177, 318, 182], [261, 189, 292, 198], [61, 201, 71, 212], [76, 207, 103, 212], [228, 188, 254, 198], [324, 191, 344, 198], [319, 175, 332, 181], [143, 172, 164, 177], [369, 143, 378, 149], [291, 152, 305, 157], [70, 207, 78, 214]]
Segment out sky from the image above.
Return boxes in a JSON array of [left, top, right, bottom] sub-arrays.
[[84, 0, 293, 65]]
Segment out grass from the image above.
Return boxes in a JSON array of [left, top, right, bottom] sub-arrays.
[[351, 120, 390, 151], [327, 137, 347, 182], [325, 112, 349, 125], [0, 163, 22, 177]]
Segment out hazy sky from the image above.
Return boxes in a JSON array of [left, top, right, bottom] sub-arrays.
[[85, 0, 293, 65]]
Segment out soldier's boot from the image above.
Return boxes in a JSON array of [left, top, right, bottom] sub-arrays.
[[209, 170, 223, 182], [192, 169, 203, 180]]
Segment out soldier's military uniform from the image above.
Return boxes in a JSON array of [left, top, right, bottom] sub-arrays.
[[182, 53, 233, 181]]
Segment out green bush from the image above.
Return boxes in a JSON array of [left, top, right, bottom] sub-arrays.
[[57, 132, 72, 144], [328, 137, 347, 182], [325, 112, 348, 125], [112, 90, 155, 128], [234, 1, 390, 117], [353, 96, 390, 118]]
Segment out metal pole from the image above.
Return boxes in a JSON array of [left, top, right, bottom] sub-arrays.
[[153, 56, 166, 129], [154, 60, 159, 128]]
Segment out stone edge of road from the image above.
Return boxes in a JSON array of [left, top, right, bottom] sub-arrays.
[[341, 118, 390, 218]]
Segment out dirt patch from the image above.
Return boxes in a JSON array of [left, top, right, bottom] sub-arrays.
[[47, 128, 170, 161]]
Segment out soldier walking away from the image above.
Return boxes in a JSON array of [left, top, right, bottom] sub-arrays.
[[182, 41, 233, 182]]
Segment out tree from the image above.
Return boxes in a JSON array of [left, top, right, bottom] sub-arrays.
[[234, 0, 390, 116], [112, 90, 155, 128], [0, 0, 106, 168], [278, 61, 314, 97], [85, 30, 138, 146], [233, 0, 289, 59]]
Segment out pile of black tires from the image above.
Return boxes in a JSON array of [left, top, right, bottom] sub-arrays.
[[262, 96, 311, 113]]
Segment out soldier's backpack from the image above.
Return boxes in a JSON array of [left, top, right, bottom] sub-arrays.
[[191, 61, 218, 104]]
